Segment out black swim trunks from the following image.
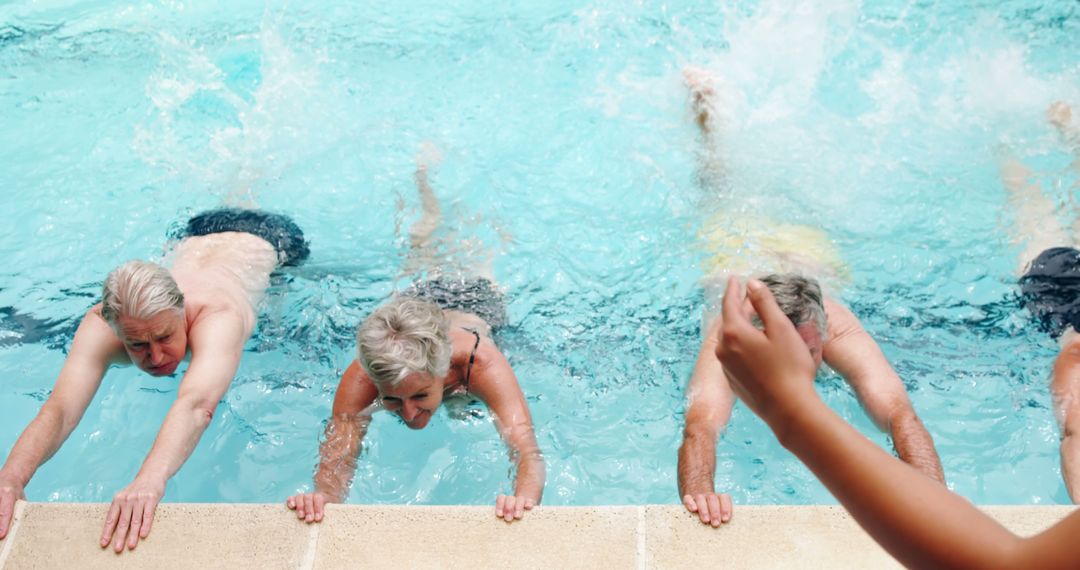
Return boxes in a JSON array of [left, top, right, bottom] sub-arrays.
[[403, 277, 507, 328], [175, 208, 310, 267], [1020, 246, 1080, 337]]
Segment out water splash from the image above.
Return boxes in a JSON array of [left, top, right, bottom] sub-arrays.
[[133, 21, 341, 205]]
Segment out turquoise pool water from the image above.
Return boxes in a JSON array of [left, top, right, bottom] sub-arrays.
[[1, 0, 1079, 507]]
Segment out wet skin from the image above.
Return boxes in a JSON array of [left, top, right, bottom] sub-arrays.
[[116, 311, 188, 377], [378, 372, 452, 430]]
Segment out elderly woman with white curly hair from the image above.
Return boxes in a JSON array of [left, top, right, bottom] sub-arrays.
[[287, 144, 544, 523]]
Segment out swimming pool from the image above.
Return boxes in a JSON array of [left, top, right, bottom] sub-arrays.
[[1, 0, 1079, 507]]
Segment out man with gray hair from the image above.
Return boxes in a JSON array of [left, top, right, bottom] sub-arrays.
[[677, 68, 943, 527], [0, 208, 307, 552]]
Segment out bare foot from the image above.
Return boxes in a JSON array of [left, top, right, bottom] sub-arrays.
[[416, 140, 444, 172], [1048, 101, 1079, 150], [1048, 101, 1073, 131], [683, 66, 722, 135]]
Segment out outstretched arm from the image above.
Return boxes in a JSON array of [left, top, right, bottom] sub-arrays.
[[287, 360, 378, 522], [718, 277, 1080, 569], [100, 310, 245, 553], [677, 317, 736, 526], [1052, 329, 1080, 503], [822, 298, 945, 483], [469, 342, 545, 523], [0, 308, 120, 539]]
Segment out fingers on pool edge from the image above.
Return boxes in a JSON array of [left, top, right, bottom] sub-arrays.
[[100, 502, 121, 547]]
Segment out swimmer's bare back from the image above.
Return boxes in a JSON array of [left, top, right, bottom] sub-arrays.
[[167, 232, 279, 330], [445, 309, 494, 337]]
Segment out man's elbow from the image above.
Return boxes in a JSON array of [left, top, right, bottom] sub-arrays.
[[681, 422, 718, 446], [194, 406, 215, 427], [39, 400, 78, 435], [179, 396, 218, 427]]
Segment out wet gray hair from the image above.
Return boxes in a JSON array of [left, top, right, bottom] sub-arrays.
[[100, 260, 185, 331], [755, 273, 828, 340], [356, 296, 452, 388]]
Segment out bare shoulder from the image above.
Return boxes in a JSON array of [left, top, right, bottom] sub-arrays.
[[185, 287, 256, 339], [462, 333, 520, 399], [72, 305, 127, 363], [332, 360, 379, 416], [823, 296, 863, 341], [467, 331, 507, 369]]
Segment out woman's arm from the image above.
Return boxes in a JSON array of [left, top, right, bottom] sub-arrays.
[[716, 277, 1080, 569], [286, 361, 378, 522], [468, 341, 545, 522]]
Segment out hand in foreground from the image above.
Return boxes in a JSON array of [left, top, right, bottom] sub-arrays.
[[495, 494, 535, 523], [681, 491, 732, 527], [715, 277, 818, 425], [0, 472, 26, 539], [286, 492, 331, 523], [100, 478, 165, 552]]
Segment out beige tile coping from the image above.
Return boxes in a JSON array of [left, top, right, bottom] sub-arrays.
[[0, 502, 1072, 569]]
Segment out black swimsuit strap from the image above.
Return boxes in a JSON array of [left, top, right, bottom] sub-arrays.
[[463, 327, 481, 389]]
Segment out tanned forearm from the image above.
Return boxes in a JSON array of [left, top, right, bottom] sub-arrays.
[[678, 428, 717, 497], [512, 448, 545, 503], [889, 409, 945, 483], [1, 404, 80, 486], [775, 401, 1076, 569], [312, 415, 365, 502]]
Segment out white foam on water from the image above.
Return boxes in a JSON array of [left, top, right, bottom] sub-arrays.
[[133, 18, 345, 205]]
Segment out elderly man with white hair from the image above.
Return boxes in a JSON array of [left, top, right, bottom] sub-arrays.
[[0, 208, 308, 552]]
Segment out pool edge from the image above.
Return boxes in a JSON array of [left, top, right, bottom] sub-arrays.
[[0, 502, 1072, 568]]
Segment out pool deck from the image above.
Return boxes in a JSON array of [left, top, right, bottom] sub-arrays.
[[0, 502, 1072, 568]]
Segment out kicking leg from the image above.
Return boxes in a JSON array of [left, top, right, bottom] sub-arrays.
[[999, 148, 1070, 273], [401, 142, 495, 281], [1049, 101, 1080, 156], [400, 142, 446, 278], [683, 66, 728, 193], [410, 143, 443, 252], [1048, 102, 1080, 242]]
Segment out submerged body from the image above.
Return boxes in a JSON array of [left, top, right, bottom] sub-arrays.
[[287, 145, 544, 523], [676, 68, 943, 527], [1001, 101, 1080, 502]]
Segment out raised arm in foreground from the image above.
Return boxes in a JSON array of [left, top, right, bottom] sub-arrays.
[[717, 277, 1080, 569]]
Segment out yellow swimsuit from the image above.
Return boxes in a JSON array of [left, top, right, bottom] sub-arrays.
[[699, 212, 848, 286]]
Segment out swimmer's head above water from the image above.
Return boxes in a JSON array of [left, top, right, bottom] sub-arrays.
[[357, 296, 453, 430], [750, 274, 828, 367], [100, 260, 188, 377]]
